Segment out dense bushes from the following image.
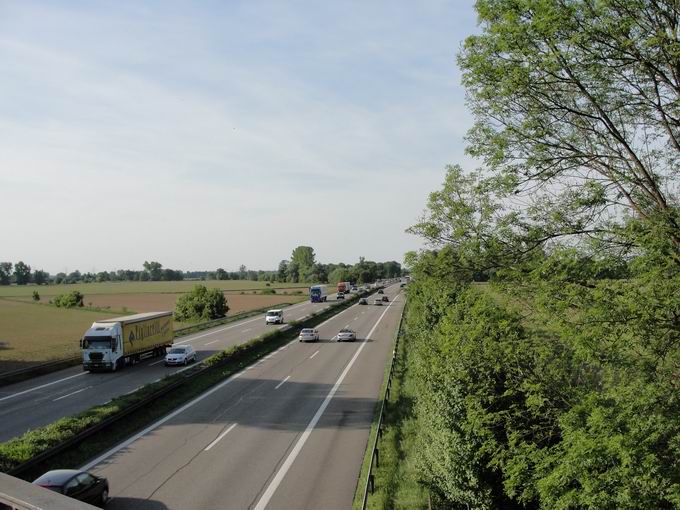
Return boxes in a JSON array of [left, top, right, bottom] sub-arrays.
[[52, 291, 84, 308], [174, 285, 229, 322], [404, 258, 680, 509]]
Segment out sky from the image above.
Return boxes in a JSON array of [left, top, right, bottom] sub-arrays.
[[0, 1, 480, 274]]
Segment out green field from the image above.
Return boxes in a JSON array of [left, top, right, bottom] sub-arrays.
[[0, 299, 121, 370], [0, 280, 312, 298]]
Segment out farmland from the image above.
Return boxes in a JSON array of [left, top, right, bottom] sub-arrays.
[[0, 299, 118, 372], [0, 280, 312, 298], [0, 281, 313, 374]]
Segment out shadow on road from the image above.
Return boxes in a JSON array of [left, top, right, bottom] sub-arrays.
[[106, 497, 169, 509]]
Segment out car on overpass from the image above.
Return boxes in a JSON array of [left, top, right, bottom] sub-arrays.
[[33, 469, 109, 507]]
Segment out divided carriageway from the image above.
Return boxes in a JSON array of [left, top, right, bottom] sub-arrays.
[[82, 284, 405, 509], [0, 296, 341, 442]]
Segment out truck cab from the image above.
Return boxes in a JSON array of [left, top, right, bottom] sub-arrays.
[[81, 322, 123, 371], [309, 285, 327, 303]]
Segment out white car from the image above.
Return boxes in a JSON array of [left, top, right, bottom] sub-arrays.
[[265, 309, 284, 325], [337, 329, 356, 342], [299, 328, 320, 342], [165, 345, 196, 366], [374, 298, 383, 306]]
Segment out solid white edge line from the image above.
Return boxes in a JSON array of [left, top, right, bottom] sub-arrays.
[[252, 295, 399, 510], [0, 372, 87, 403], [204, 423, 237, 451], [274, 375, 291, 390]]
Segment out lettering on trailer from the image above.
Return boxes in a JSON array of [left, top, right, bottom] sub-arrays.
[[128, 318, 172, 345]]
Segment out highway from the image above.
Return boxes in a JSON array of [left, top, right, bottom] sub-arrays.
[[0, 296, 343, 443], [82, 284, 405, 510]]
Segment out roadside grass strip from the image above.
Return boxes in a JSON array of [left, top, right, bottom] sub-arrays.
[[0, 292, 370, 481], [352, 301, 428, 510]]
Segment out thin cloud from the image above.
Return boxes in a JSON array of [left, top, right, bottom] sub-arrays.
[[0, 1, 479, 272]]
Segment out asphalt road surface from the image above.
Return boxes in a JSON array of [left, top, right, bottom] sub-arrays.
[[82, 284, 405, 510], [0, 295, 346, 442]]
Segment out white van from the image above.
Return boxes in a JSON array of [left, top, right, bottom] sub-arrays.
[[265, 309, 284, 325]]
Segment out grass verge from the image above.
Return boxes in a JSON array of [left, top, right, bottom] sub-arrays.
[[0, 292, 367, 480], [353, 303, 429, 509]]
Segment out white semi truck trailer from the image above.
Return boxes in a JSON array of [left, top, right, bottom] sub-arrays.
[[81, 311, 173, 372]]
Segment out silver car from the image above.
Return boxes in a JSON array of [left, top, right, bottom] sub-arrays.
[[165, 345, 196, 366], [298, 328, 320, 342], [337, 329, 356, 342]]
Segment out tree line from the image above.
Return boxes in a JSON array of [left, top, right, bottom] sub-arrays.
[[403, 1, 680, 509], [2, 249, 402, 286], [0, 261, 184, 285], [275, 246, 402, 284]]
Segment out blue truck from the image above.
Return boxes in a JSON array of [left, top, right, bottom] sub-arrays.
[[309, 285, 327, 303]]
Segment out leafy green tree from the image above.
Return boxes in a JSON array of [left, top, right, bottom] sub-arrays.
[[32, 290, 40, 301], [458, 0, 680, 260], [143, 261, 163, 281], [277, 260, 288, 282], [286, 260, 300, 283], [53, 290, 84, 308], [291, 246, 315, 268], [215, 268, 227, 280], [0, 262, 12, 285], [32, 269, 48, 285], [399, 3, 680, 507], [174, 284, 229, 322], [383, 261, 402, 278], [96, 271, 110, 282], [328, 266, 352, 285], [290, 246, 316, 282], [13, 261, 31, 285]]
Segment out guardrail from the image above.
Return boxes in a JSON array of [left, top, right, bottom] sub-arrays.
[[360, 304, 405, 510]]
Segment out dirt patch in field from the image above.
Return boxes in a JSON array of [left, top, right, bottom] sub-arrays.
[[223, 287, 309, 295], [83, 293, 306, 315]]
